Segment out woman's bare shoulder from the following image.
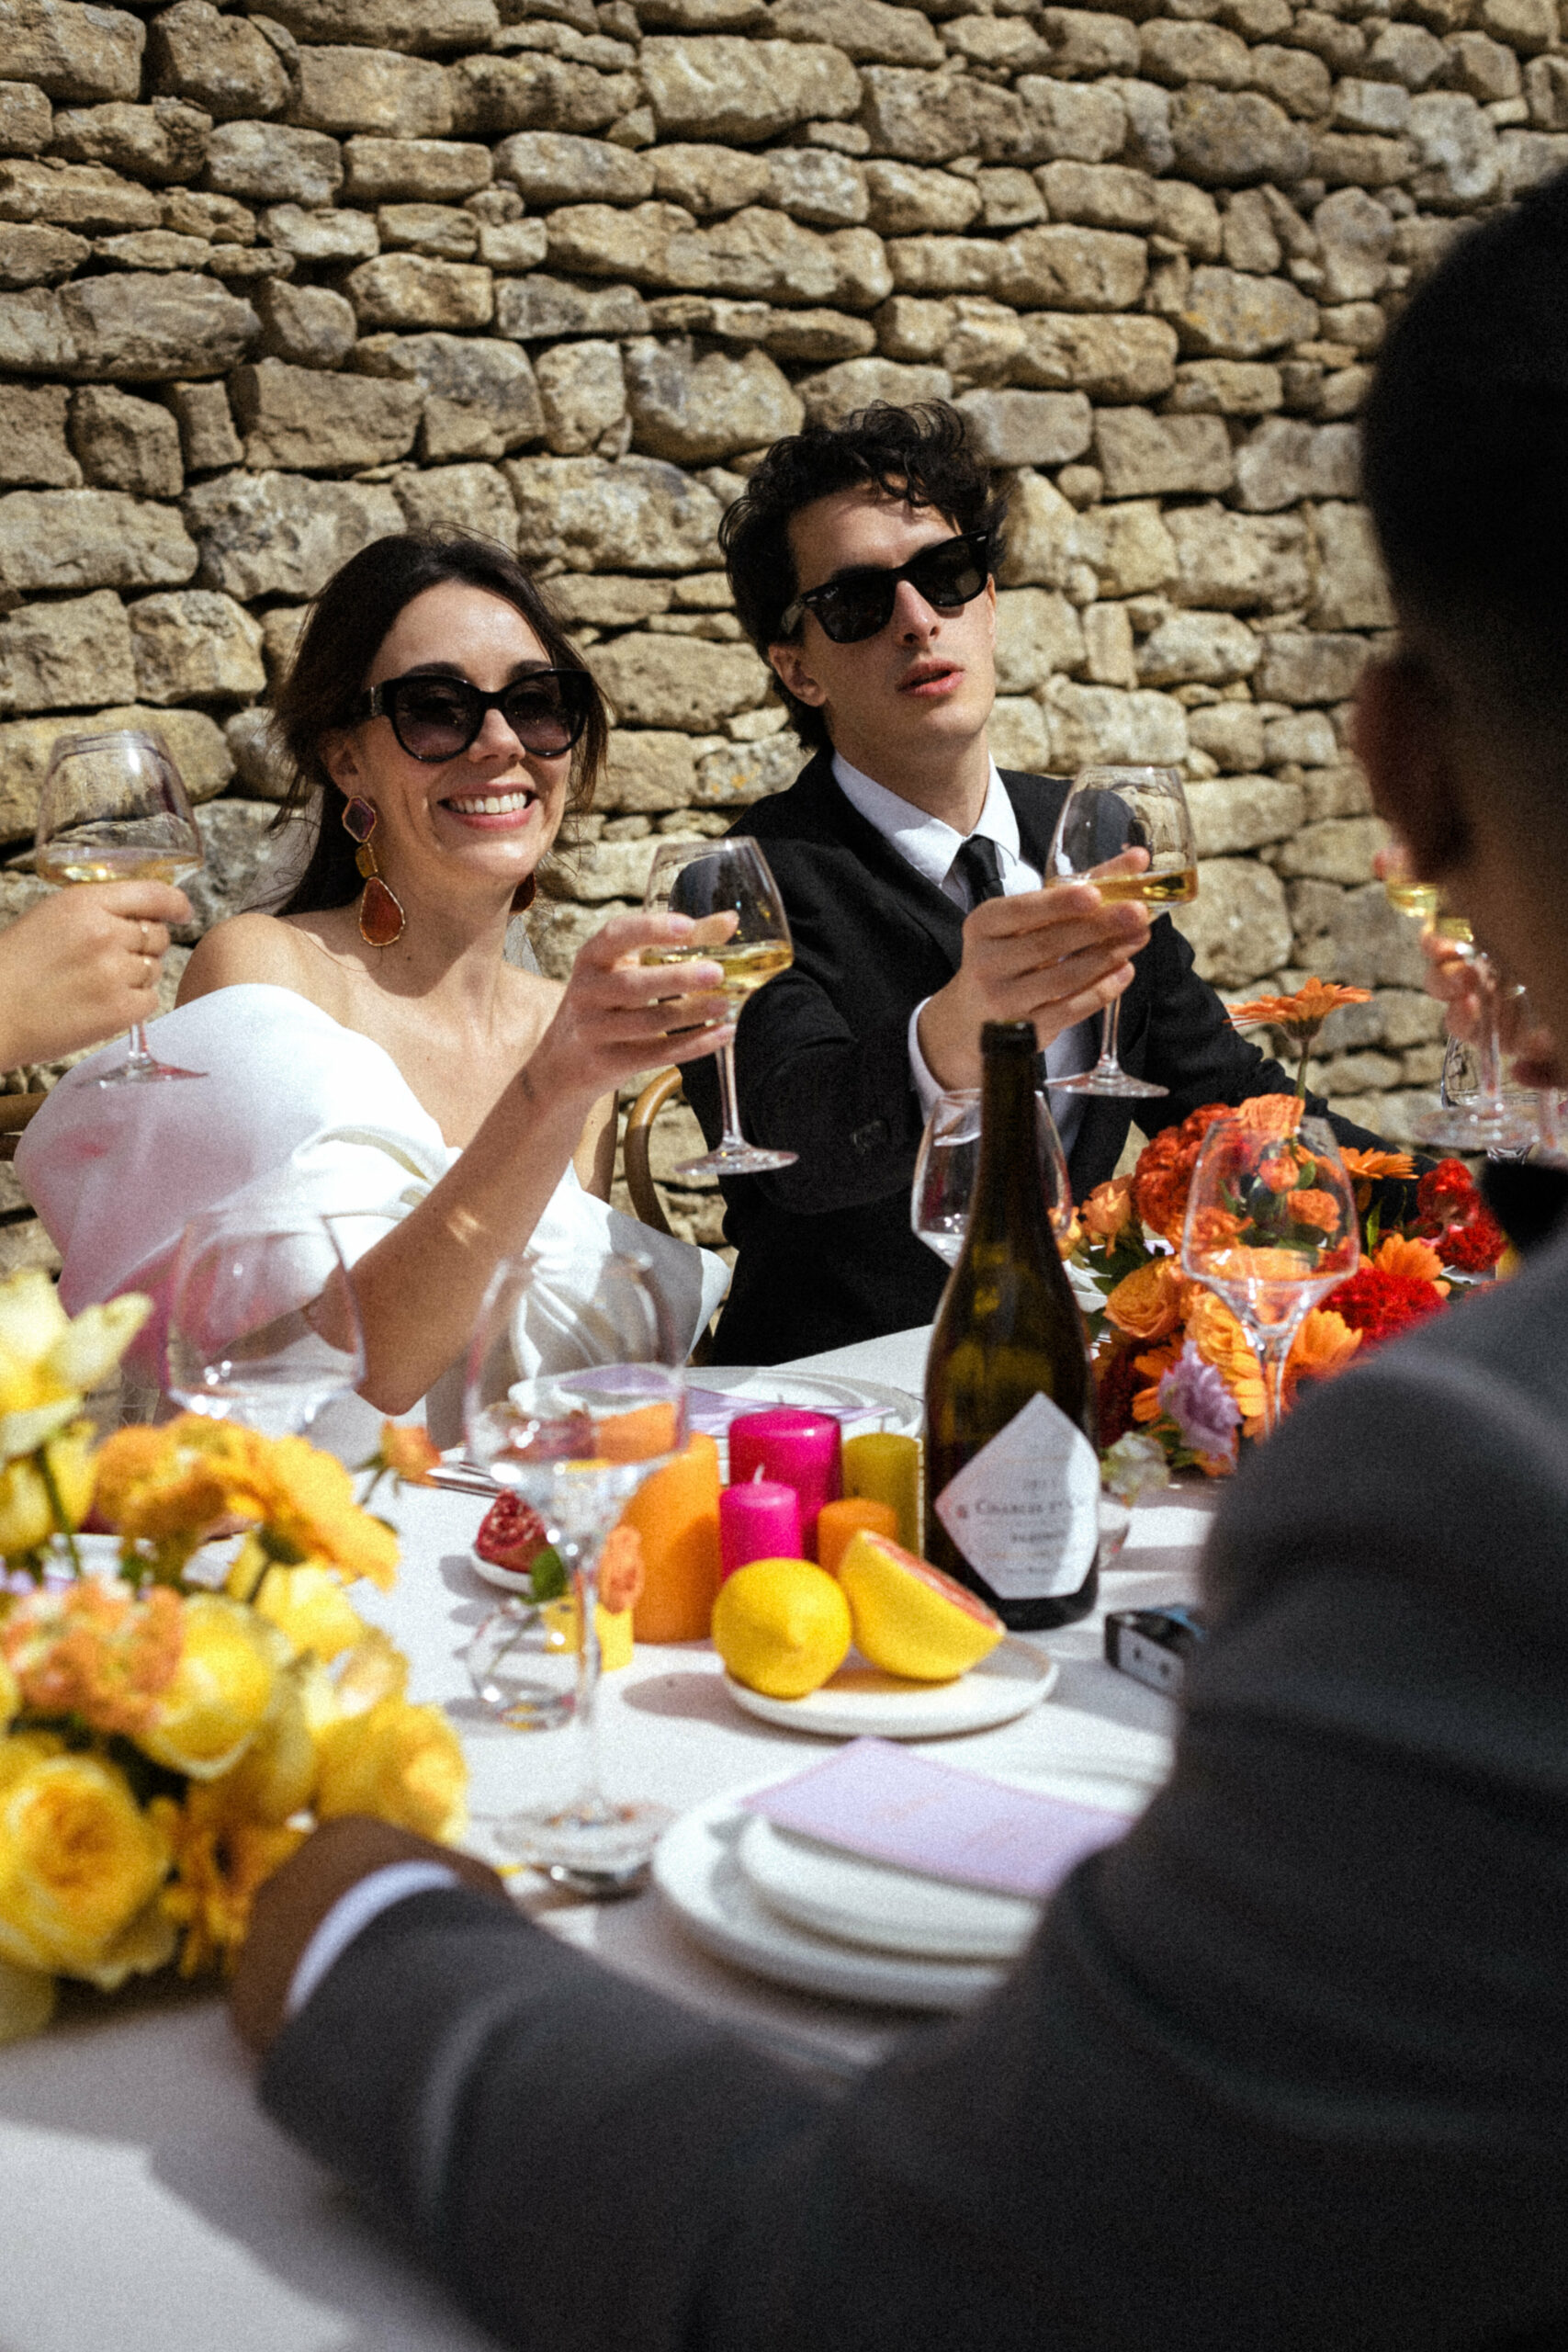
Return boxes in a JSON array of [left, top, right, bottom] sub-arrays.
[[177, 911, 330, 1006]]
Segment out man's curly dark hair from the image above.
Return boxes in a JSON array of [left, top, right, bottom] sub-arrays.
[[719, 403, 1010, 752]]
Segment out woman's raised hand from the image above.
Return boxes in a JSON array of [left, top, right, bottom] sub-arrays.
[[528, 910, 737, 1106]]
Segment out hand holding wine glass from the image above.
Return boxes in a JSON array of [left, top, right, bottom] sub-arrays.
[[641, 837, 797, 1177], [465, 1250, 686, 1892], [1047, 766, 1199, 1101], [1180, 1108, 1359, 1437], [33, 729, 206, 1086]]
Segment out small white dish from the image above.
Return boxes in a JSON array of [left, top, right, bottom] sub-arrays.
[[468, 1548, 541, 1596], [653, 1785, 1007, 2010], [722, 1638, 1056, 1740], [737, 1814, 1043, 1962]]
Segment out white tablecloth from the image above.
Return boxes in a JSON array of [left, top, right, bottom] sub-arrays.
[[0, 1329, 1217, 2352]]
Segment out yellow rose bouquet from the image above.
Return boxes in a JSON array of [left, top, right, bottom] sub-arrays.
[[0, 1270, 468, 2042]]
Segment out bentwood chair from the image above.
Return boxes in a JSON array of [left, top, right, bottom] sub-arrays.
[[623, 1068, 685, 1238]]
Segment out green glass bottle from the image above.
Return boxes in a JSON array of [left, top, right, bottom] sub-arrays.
[[923, 1020, 1100, 1631]]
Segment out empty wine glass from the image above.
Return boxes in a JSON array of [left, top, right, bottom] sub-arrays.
[[465, 1250, 686, 1893], [641, 836, 797, 1177], [1048, 766, 1199, 1100], [1180, 1108, 1359, 1437], [34, 729, 206, 1085], [165, 1209, 367, 1437], [911, 1085, 1072, 1265]]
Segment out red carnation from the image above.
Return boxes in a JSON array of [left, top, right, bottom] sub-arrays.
[[1434, 1207, 1506, 1273], [1416, 1158, 1478, 1229], [1323, 1265, 1447, 1349]]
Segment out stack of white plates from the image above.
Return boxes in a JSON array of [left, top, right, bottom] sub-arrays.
[[653, 1763, 1149, 2012]]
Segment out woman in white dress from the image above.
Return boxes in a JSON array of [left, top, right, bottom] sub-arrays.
[[19, 534, 733, 1434]]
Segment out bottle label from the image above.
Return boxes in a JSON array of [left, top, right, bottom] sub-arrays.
[[932, 1392, 1100, 1600]]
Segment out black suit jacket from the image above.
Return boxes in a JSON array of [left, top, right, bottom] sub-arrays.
[[682, 752, 1378, 1363], [263, 1228, 1568, 2351]]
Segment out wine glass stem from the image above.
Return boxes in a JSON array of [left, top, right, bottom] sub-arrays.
[[124, 1020, 155, 1073], [564, 1539, 611, 1823], [714, 1035, 749, 1151], [1474, 962, 1507, 1119], [1094, 995, 1124, 1080], [1254, 1324, 1297, 1437]]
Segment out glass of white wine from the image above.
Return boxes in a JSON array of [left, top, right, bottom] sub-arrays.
[[641, 836, 797, 1177], [34, 729, 206, 1086], [1046, 765, 1199, 1101]]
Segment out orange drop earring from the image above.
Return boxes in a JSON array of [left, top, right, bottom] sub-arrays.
[[342, 795, 405, 948]]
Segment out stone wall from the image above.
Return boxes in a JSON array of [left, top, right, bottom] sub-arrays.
[[5, 0, 1562, 1255]]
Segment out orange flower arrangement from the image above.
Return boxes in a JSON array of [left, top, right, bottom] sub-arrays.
[[1077, 1091, 1488, 1475]]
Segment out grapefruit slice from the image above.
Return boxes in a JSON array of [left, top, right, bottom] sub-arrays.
[[837, 1530, 1004, 1683]]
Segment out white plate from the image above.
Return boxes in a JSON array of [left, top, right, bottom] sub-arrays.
[[722, 1638, 1056, 1740], [738, 1814, 1043, 1962], [653, 1784, 1008, 2011], [468, 1549, 542, 1595], [683, 1367, 922, 1479]]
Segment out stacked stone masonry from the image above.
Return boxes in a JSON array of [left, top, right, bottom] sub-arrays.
[[3, 0, 1551, 1249]]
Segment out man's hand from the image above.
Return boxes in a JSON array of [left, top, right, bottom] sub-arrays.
[[0, 881, 191, 1071], [1418, 930, 1561, 1091], [231, 1816, 510, 2057], [917, 863, 1151, 1091]]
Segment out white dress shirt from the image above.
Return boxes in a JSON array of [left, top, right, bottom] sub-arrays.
[[830, 752, 1090, 1157]]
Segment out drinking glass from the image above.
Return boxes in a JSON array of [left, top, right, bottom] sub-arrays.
[[165, 1209, 367, 1437], [464, 1250, 686, 1892], [1413, 910, 1537, 1154], [1047, 765, 1199, 1100], [641, 837, 797, 1176], [34, 729, 206, 1085], [1180, 1109, 1359, 1436], [911, 1085, 1072, 1266]]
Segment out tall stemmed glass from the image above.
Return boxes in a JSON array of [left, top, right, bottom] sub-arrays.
[[1414, 910, 1537, 1154], [641, 837, 797, 1176], [465, 1250, 686, 1892], [911, 1084, 1073, 1265], [1180, 1108, 1359, 1437], [34, 729, 206, 1085], [1047, 765, 1199, 1100], [165, 1209, 367, 1437]]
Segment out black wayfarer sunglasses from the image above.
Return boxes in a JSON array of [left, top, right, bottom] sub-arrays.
[[777, 531, 996, 645], [355, 668, 595, 763]]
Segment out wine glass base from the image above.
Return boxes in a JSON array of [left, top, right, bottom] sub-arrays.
[[675, 1144, 798, 1176], [1048, 1069, 1168, 1100], [98, 1058, 206, 1085], [1411, 1108, 1538, 1154], [500, 1798, 674, 1895]]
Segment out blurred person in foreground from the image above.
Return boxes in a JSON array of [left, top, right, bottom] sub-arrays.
[[0, 880, 189, 1073], [231, 180, 1568, 2349]]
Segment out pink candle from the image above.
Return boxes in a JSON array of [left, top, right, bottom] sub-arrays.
[[719, 1476, 803, 1580], [728, 1409, 842, 1560]]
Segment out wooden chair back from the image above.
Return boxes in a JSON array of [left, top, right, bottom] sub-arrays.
[[622, 1068, 684, 1237]]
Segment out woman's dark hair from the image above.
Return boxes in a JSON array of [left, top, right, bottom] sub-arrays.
[[720, 402, 1010, 751], [271, 529, 608, 916]]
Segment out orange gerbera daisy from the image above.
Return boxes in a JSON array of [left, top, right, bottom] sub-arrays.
[[1284, 1306, 1361, 1402], [1339, 1147, 1416, 1182], [1227, 979, 1372, 1036], [1371, 1230, 1447, 1286]]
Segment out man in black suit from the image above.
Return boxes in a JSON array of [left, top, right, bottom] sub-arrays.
[[682, 405, 1373, 1363]]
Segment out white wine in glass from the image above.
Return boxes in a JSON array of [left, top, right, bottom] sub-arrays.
[[34, 729, 206, 1086], [641, 836, 798, 1176], [1048, 765, 1200, 1100]]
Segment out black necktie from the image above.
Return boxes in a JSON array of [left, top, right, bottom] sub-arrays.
[[951, 833, 1006, 910]]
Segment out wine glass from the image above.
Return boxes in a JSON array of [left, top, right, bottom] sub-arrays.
[[911, 1085, 1072, 1266], [165, 1209, 367, 1438], [1413, 910, 1537, 1154], [1047, 765, 1199, 1099], [464, 1250, 686, 1893], [34, 729, 206, 1085], [641, 837, 797, 1176], [1180, 1109, 1359, 1437]]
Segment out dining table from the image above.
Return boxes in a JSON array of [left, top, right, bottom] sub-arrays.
[[0, 1325, 1217, 2352]]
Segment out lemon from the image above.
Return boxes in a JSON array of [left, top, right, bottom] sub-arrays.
[[837, 1530, 1004, 1682], [711, 1558, 852, 1699]]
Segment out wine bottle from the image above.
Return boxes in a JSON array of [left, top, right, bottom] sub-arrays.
[[924, 1020, 1100, 1631]]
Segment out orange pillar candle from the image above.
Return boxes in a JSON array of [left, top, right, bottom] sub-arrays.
[[842, 1431, 921, 1554], [815, 1495, 898, 1577], [623, 1430, 722, 1644]]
